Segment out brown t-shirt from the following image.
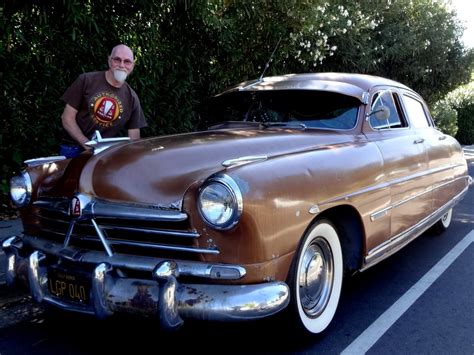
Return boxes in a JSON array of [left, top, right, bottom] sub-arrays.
[[61, 71, 147, 145]]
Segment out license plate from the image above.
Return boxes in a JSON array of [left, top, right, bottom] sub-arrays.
[[48, 267, 91, 304]]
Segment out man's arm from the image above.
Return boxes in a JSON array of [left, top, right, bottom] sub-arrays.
[[128, 128, 141, 139], [61, 104, 90, 149]]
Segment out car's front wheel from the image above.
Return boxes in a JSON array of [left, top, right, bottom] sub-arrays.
[[288, 219, 343, 334]]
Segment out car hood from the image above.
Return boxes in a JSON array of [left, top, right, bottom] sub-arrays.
[[78, 128, 354, 207]]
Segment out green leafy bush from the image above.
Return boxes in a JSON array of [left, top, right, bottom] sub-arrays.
[[439, 82, 474, 144], [1, 0, 473, 203], [431, 100, 458, 137], [456, 101, 474, 145]]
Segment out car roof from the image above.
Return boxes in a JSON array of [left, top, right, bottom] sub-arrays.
[[217, 72, 413, 104]]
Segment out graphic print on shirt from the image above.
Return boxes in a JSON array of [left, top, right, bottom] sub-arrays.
[[90, 92, 123, 127]]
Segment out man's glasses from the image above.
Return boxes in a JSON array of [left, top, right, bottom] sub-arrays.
[[111, 57, 134, 66]]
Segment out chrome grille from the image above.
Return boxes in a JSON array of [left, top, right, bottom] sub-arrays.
[[25, 198, 215, 260]]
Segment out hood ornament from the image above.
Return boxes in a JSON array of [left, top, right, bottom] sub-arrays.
[[222, 155, 268, 168], [85, 130, 130, 155]]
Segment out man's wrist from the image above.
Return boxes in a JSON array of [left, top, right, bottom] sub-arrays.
[[79, 140, 90, 150]]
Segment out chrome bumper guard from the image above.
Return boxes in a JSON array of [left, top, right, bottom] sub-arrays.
[[2, 236, 290, 330]]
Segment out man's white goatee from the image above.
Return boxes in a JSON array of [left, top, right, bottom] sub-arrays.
[[113, 70, 127, 83]]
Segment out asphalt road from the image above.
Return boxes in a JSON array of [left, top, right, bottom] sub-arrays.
[[0, 159, 472, 355]]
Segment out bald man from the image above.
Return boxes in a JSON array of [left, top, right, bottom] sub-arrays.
[[59, 44, 147, 158]]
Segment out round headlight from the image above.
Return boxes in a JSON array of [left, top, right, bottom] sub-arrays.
[[198, 175, 243, 230], [10, 171, 32, 207]]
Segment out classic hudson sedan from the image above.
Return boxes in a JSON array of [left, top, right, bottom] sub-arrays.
[[4, 73, 472, 334]]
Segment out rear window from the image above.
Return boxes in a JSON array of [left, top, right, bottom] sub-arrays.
[[403, 95, 430, 128]]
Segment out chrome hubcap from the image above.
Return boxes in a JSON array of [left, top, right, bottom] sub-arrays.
[[299, 238, 333, 318]]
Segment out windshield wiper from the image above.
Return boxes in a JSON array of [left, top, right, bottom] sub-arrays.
[[261, 122, 307, 130], [206, 121, 262, 130]]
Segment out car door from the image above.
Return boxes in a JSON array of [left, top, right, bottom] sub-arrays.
[[401, 92, 454, 213], [363, 88, 431, 247]]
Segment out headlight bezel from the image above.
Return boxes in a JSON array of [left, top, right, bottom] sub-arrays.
[[10, 171, 33, 207], [197, 174, 243, 230]]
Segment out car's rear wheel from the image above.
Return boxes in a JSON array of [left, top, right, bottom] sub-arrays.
[[288, 219, 343, 334], [433, 208, 453, 234]]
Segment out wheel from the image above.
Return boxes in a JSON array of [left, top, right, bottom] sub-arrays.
[[288, 219, 343, 334], [432, 208, 452, 234]]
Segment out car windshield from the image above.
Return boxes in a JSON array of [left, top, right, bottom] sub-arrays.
[[197, 90, 360, 131]]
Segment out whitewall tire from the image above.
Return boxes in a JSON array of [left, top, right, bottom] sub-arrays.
[[433, 208, 453, 234], [290, 219, 343, 334]]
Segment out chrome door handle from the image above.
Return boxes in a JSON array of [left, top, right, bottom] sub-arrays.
[[414, 138, 424, 144]]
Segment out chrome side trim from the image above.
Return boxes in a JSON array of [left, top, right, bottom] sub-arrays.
[[370, 175, 470, 221], [222, 155, 268, 168], [370, 210, 388, 222], [362, 184, 469, 270], [21, 235, 244, 279], [322, 162, 467, 207]]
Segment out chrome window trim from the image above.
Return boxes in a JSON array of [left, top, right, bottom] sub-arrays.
[[367, 90, 407, 131]]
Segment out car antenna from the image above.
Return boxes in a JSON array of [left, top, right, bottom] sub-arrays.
[[259, 36, 282, 82]]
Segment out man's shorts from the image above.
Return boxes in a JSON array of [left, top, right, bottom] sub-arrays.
[[59, 144, 84, 159]]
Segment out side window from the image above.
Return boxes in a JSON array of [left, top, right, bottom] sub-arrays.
[[369, 91, 406, 130], [403, 95, 430, 128]]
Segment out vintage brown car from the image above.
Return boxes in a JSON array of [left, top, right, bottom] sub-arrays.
[[4, 73, 471, 334]]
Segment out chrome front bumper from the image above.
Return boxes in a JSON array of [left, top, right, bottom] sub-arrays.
[[2, 235, 290, 330]]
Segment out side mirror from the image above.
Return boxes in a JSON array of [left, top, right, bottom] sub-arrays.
[[367, 106, 391, 121]]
